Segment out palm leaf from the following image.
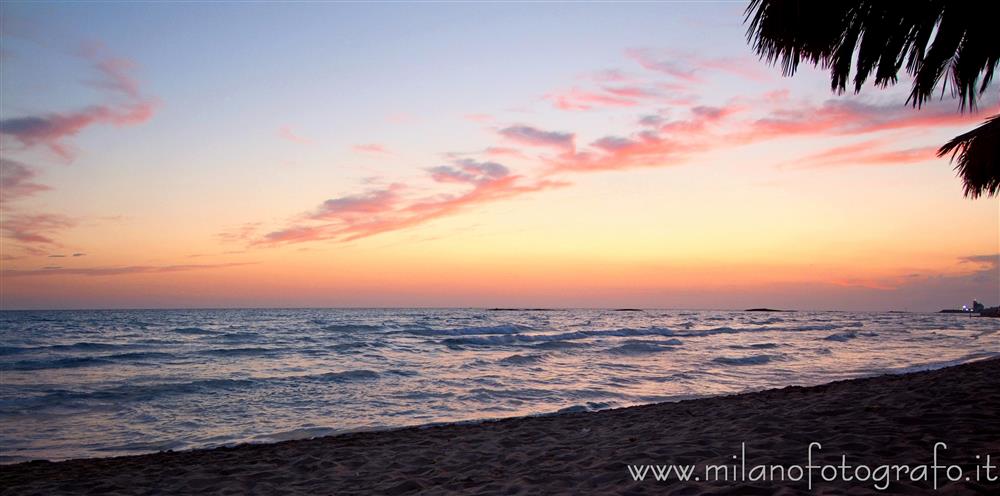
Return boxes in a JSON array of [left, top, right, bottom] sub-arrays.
[[745, 0, 1000, 197], [938, 114, 1000, 198], [744, 0, 999, 109]]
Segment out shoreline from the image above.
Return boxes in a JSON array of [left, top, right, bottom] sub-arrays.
[[3, 358, 999, 494], [5, 352, 995, 465]]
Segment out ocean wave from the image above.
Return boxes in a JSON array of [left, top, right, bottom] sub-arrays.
[[712, 354, 780, 366], [408, 324, 534, 337], [105, 351, 178, 361], [554, 402, 612, 414], [393, 390, 455, 400], [0, 378, 255, 412], [322, 324, 384, 333], [497, 353, 548, 366], [0, 346, 28, 356], [748, 317, 785, 325], [255, 427, 337, 442], [172, 327, 219, 335], [4, 369, 383, 410], [92, 439, 188, 453], [1, 342, 131, 355], [442, 326, 679, 346], [678, 322, 865, 338], [50, 342, 127, 352], [464, 387, 555, 401], [729, 343, 779, 350], [209, 331, 265, 342], [824, 331, 879, 342], [532, 340, 590, 350], [198, 347, 277, 357], [2, 356, 113, 371], [305, 369, 381, 382], [329, 341, 386, 352], [607, 340, 682, 354]]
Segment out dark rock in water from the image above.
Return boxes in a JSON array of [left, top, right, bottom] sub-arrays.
[[744, 308, 789, 312], [981, 307, 1000, 318], [939, 309, 971, 314], [613, 308, 643, 312]]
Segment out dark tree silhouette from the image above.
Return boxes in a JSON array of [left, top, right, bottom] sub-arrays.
[[744, 0, 999, 198]]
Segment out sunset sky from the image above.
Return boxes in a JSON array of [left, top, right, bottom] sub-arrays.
[[1, 2, 997, 311]]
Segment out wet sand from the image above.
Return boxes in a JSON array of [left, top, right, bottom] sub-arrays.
[[3, 358, 998, 495]]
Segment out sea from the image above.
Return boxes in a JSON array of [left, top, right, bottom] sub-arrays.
[[1, 308, 998, 463]]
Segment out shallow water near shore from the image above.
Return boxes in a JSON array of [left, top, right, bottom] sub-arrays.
[[2, 308, 998, 463]]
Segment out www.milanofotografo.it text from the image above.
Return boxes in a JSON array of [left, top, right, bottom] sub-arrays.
[[627, 442, 998, 490]]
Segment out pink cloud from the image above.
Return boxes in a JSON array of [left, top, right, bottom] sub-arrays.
[[545, 87, 639, 111], [545, 81, 695, 112], [553, 133, 693, 173], [428, 159, 508, 185], [1, 213, 75, 245], [217, 222, 261, 243], [278, 126, 313, 144], [90, 57, 142, 98], [542, 92, 980, 175], [0, 103, 154, 160], [601, 86, 660, 99], [386, 112, 415, 124], [464, 113, 494, 123], [259, 160, 567, 244], [625, 48, 772, 84], [484, 146, 526, 159], [244, 54, 993, 248], [498, 125, 575, 152], [739, 99, 993, 142], [312, 184, 404, 218], [0, 159, 50, 205], [546, 104, 742, 173], [0, 46, 156, 161], [790, 139, 939, 168], [353, 143, 390, 154], [626, 48, 702, 83], [588, 69, 631, 83]]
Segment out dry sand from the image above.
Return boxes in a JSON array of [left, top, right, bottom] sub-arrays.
[[3, 359, 999, 495]]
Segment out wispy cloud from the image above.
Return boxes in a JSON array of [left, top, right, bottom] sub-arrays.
[[464, 113, 494, 123], [540, 92, 987, 174], [353, 143, 390, 154], [0, 213, 76, 245], [85, 49, 142, 99], [788, 139, 938, 168], [217, 222, 261, 243], [740, 99, 992, 141], [626, 48, 703, 83], [484, 146, 526, 159], [0, 159, 50, 205], [278, 126, 313, 144], [960, 254, 1000, 268], [0, 44, 156, 161], [259, 159, 566, 244], [829, 254, 1000, 294], [545, 87, 639, 111], [2, 262, 256, 278], [0, 105, 154, 160], [498, 125, 575, 152], [626, 48, 770, 84], [231, 46, 992, 251], [545, 103, 740, 173]]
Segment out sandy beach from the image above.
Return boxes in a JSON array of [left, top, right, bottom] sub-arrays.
[[3, 358, 998, 495]]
